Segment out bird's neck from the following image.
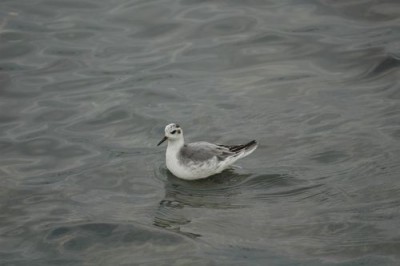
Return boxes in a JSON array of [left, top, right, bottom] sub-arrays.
[[167, 138, 184, 153]]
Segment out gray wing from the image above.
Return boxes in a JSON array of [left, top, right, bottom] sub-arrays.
[[179, 142, 234, 162]]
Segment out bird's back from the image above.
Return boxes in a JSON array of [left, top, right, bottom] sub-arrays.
[[179, 142, 232, 163], [175, 140, 258, 178]]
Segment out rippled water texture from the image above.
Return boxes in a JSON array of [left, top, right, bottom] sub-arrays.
[[1, 0, 400, 265]]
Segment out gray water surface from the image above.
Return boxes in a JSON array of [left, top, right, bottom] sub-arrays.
[[1, 0, 400, 265]]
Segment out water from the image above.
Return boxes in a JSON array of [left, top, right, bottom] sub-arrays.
[[1, 0, 400, 265]]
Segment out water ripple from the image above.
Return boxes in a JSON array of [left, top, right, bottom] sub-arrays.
[[1, 0, 400, 264]]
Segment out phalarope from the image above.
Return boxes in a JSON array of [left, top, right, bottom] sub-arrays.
[[157, 123, 258, 180]]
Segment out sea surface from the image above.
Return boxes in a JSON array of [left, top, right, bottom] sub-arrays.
[[1, 0, 400, 265]]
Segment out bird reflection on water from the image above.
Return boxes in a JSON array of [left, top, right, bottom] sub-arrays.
[[153, 169, 251, 238], [153, 167, 300, 238]]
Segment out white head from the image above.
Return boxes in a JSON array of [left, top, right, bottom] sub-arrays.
[[157, 123, 183, 146]]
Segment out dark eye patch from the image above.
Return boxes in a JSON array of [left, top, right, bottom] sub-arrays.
[[171, 130, 176, 134]]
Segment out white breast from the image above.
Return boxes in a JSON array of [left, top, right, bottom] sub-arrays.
[[166, 147, 193, 179], [166, 148, 223, 180]]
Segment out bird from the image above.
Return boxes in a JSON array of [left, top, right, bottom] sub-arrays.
[[157, 123, 258, 180]]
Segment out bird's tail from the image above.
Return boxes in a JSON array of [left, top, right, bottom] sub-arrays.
[[236, 140, 258, 158], [217, 140, 258, 171], [219, 140, 257, 160]]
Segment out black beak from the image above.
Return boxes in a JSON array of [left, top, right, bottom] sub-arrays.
[[157, 136, 168, 146]]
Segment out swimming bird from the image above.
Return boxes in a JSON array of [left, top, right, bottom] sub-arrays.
[[157, 123, 258, 180]]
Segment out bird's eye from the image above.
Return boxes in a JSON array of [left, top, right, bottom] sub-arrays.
[[171, 130, 176, 134]]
